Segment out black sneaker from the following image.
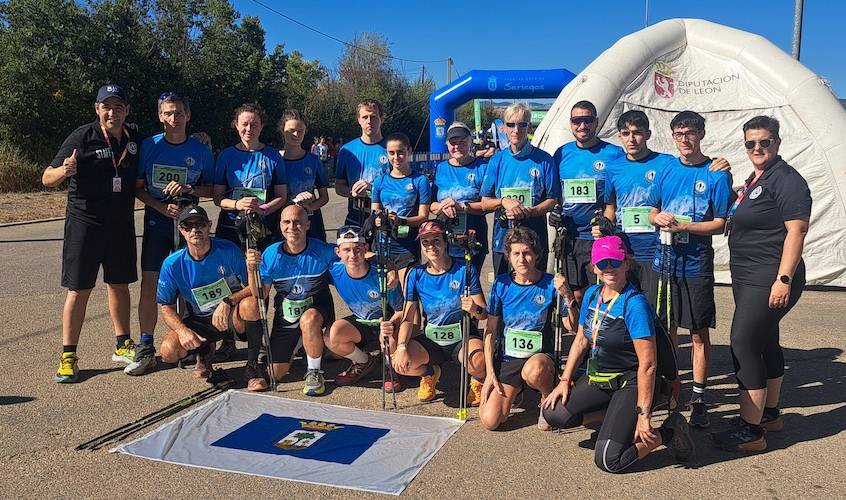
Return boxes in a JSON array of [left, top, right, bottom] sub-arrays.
[[177, 352, 196, 369], [213, 339, 237, 362], [661, 412, 694, 461], [712, 420, 766, 452], [688, 401, 710, 429]]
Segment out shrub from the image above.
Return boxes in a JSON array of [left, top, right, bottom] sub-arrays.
[[0, 142, 45, 193]]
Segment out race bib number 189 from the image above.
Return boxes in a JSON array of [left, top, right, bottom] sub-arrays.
[[190, 278, 232, 312]]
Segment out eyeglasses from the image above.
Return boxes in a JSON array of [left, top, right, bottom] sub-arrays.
[[570, 116, 596, 126], [619, 130, 646, 138], [672, 130, 701, 141], [744, 138, 777, 149], [505, 121, 529, 129], [595, 259, 623, 270], [179, 220, 207, 231]]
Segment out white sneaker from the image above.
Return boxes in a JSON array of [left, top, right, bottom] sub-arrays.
[[124, 343, 156, 375]]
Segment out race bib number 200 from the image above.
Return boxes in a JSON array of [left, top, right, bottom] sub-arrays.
[[152, 164, 188, 189]]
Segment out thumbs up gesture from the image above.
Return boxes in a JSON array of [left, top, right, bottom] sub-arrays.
[[62, 149, 78, 178]]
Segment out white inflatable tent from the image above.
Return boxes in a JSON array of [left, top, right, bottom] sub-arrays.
[[534, 18, 846, 287]]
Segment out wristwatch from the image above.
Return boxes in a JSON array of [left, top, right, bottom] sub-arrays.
[[635, 405, 651, 416], [222, 297, 234, 306], [779, 275, 792, 284]]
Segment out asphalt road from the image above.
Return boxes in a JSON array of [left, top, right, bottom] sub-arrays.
[[1, 194, 844, 499]]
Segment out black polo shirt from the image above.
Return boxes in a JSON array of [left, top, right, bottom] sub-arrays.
[[728, 158, 811, 287], [50, 121, 142, 224]]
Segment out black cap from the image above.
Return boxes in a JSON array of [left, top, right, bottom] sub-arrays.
[[96, 84, 129, 104], [177, 206, 209, 225], [446, 121, 472, 140]]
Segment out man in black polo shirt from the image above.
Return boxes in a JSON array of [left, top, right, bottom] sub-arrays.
[[43, 84, 141, 383]]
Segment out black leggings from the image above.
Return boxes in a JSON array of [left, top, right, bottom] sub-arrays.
[[543, 375, 653, 473], [730, 282, 803, 390]]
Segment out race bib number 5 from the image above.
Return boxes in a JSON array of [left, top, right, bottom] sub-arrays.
[[504, 328, 542, 358], [282, 296, 314, 323], [500, 187, 531, 207], [622, 207, 654, 233], [190, 278, 232, 313], [563, 178, 596, 204], [425, 322, 462, 346], [152, 164, 188, 189]]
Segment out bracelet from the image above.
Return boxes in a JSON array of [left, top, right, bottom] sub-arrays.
[[396, 343, 407, 351], [559, 377, 574, 387]]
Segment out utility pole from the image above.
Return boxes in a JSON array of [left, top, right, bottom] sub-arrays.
[[447, 57, 453, 82], [420, 65, 425, 86], [792, 0, 804, 60], [644, 0, 649, 28]]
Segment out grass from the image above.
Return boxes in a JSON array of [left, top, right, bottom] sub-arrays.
[[0, 142, 46, 193]]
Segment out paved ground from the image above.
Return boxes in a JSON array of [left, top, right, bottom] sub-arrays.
[[1, 194, 844, 499]]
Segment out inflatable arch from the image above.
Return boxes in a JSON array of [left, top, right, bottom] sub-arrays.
[[534, 18, 846, 287], [428, 69, 575, 154]]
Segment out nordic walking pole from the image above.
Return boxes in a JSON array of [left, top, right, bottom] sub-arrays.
[[659, 230, 673, 332], [376, 214, 398, 411], [550, 205, 568, 374], [456, 239, 473, 421], [245, 213, 277, 391]]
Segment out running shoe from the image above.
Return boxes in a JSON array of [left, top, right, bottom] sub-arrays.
[[303, 369, 326, 396], [688, 401, 711, 429], [112, 339, 137, 364], [712, 420, 767, 452], [213, 338, 237, 363], [54, 352, 78, 383], [124, 342, 156, 376], [537, 408, 551, 431], [244, 363, 268, 392], [383, 378, 403, 393], [468, 378, 483, 407], [192, 343, 215, 379], [730, 413, 784, 433], [661, 411, 694, 461], [417, 365, 441, 402], [335, 355, 377, 386]]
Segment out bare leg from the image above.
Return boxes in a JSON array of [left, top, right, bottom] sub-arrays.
[[62, 289, 92, 346], [739, 388, 767, 425], [138, 271, 159, 336], [107, 283, 132, 337]]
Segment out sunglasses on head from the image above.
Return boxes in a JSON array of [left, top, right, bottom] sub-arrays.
[[744, 138, 776, 149], [595, 259, 623, 270], [505, 121, 529, 129], [179, 220, 207, 230], [159, 91, 187, 103], [570, 116, 596, 125], [337, 227, 361, 240]]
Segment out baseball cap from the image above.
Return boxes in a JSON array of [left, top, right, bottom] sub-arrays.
[[446, 121, 472, 140], [591, 235, 627, 265], [96, 84, 129, 104], [177, 206, 210, 225], [417, 219, 446, 239], [336, 225, 365, 245]]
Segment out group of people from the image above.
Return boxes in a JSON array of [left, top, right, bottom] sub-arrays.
[[44, 84, 811, 472]]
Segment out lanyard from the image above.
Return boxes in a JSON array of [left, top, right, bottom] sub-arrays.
[[590, 288, 620, 352], [100, 125, 129, 177], [729, 171, 764, 216]]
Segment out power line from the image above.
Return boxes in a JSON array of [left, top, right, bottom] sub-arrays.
[[247, 0, 448, 64]]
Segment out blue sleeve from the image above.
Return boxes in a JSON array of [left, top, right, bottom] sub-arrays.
[[314, 155, 328, 189], [623, 294, 655, 340], [336, 148, 350, 180], [417, 175, 432, 205], [321, 242, 339, 266], [214, 150, 228, 186], [469, 264, 482, 295], [543, 155, 560, 200], [480, 154, 499, 198], [271, 150, 287, 186], [579, 284, 600, 327], [156, 260, 179, 305], [711, 171, 732, 218], [259, 248, 273, 286], [404, 268, 419, 302], [198, 146, 215, 186], [604, 168, 615, 203], [486, 279, 503, 316], [371, 175, 383, 206]]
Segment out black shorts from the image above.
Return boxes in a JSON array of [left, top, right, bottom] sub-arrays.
[[182, 314, 237, 344], [494, 353, 555, 390], [563, 239, 596, 290], [62, 216, 137, 290], [140, 211, 182, 272], [269, 297, 335, 363], [214, 220, 276, 253], [630, 260, 657, 298], [340, 315, 381, 351], [416, 332, 482, 365], [645, 271, 716, 330], [306, 210, 327, 242]]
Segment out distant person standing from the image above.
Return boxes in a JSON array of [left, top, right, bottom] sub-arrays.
[[44, 84, 141, 383]]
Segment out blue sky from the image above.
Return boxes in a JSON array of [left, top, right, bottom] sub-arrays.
[[233, 0, 844, 97]]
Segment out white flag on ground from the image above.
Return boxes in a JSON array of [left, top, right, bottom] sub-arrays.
[[114, 390, 463, 495]]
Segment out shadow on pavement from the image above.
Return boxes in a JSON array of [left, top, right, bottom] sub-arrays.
[[0, 395, 35, 405], [77, 366, 124, 382]]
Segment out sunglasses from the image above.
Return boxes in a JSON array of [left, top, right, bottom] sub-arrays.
[[337, 227, 361, 240], [744, 139, 777, 149], [570, 116, 596, 125], [179, 220, 207, 231], [595, 259, 623, 270], [505, 121, 529, 129]]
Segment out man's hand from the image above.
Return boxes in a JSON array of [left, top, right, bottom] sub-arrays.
[[163, 181, 191, 197], [235, 196, 260, 212], [710, 157, 731, 172], [163, 202, 180, 219], [653, 211, 676, 228], [177, 328, 206, 351], [293, 191, 315, 205], [62, 149, 78, 178], [246, 249, 261, 271], [212, 301, 231, 331], [503, 198, 530, 220], [392, 345, 411, 373], [350, 180, 371, 198]]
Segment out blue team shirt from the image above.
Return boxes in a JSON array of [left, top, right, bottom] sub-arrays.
[[284, 152, 327, 198], [329, 261, 403, 320], [480, 144, 560, 253], [432, 158, 490, 257], [487, 272, 558, 360], [371, 171, 431, 255], [605, 151, 675, 262], [214, 146, 286, 226], [259, 238, 338, 308], [554, 140, 625, 240], [645, 158, 732, 277], [580, 284, 654, 373], [336, 138, 388, 223], [404, 259, 483, 327], [157, 238, 247, 318]]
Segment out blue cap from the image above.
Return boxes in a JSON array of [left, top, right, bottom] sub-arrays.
[[96, 84, 128, 104]]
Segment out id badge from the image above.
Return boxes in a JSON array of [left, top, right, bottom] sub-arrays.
[[396, 224, 410, 238], [112, 177, 122, 193]]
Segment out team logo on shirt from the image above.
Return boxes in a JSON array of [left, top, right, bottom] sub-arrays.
[[695, 180, 707, 193], [184, 156, 196, 167], [127, 142, 138, 155], [593, 161, 605, 172], [534, 294, 546, 305], [405, 183, 414, 191], [304, 167, 312, 176], [467, 173, 475, 182], [645, 170, 656, 182], [749, 186, 763, 200], [368, 290, 379, 299], [218, 265, 226, 277], [292, 284, 304, 295], [449, 280, 460, 290], [379, 155, 388, 164], [530, 168, 540, 178]]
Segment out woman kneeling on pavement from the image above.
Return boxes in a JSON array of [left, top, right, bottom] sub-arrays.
[[383, 220, 488, 401], [479, 227, 576, 431], [541, 235, 693, 473]]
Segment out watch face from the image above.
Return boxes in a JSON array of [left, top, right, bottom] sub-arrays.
[[780, 275, 791, 284]]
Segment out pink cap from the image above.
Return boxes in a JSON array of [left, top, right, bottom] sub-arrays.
[[591, 235, 627, 265]]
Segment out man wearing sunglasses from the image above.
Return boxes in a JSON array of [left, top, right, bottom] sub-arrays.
[[128, 92, 215, 376], [481, 103, 560, 276], [645, 110, 733, 429], [156, 207, 259, 381], [554, 100, 625, 306]]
